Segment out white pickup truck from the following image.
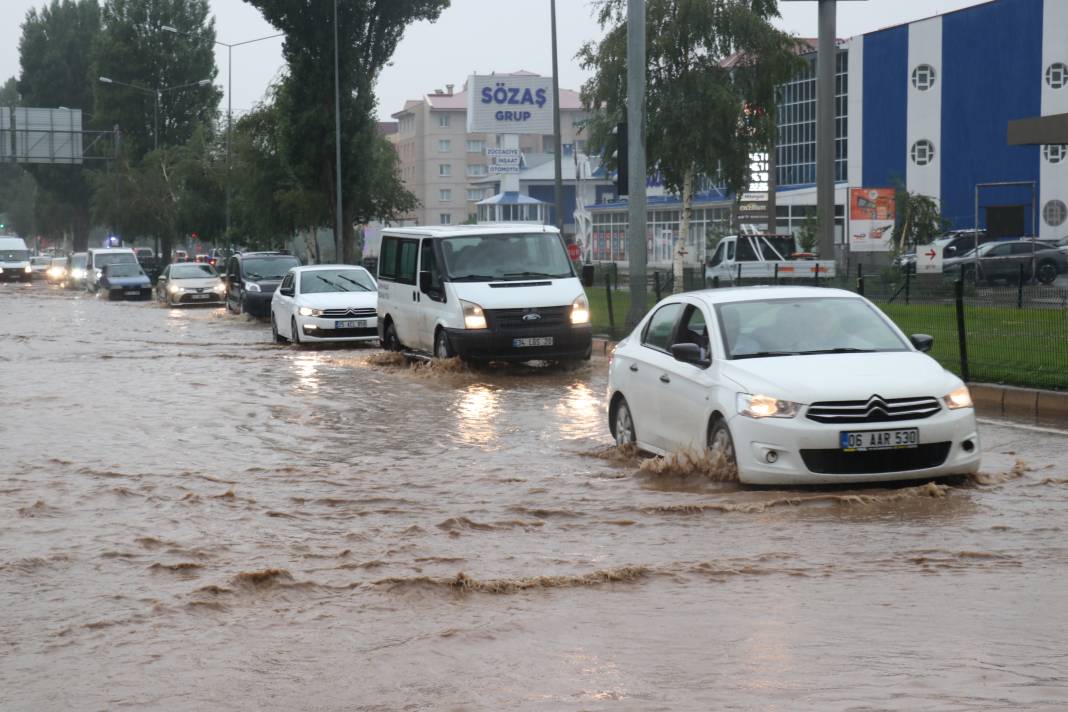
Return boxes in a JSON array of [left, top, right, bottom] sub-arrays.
[[705, 233, 836, 282]]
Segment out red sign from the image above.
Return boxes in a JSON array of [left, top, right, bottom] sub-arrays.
[[567, 243, 580, 261]]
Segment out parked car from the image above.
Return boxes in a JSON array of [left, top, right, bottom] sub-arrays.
[[376, 225, 592, 362], [0, 236, 32, 282], [942, 239, 1066, 284], [66, 252, 88, 289], [98, 262, 152, 300], [155, 262, 225, 306], [271, 265, 378, 346], [222, 251, 301, 317], [86, 247, 138, 292], [29, 256, 51, 279], [134, 247, 155, 261], [45, 256, 69, 285], [607, 286, 981, 485], [897, 230, 991, 269]]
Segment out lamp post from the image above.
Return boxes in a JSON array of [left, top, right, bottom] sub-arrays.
[[99, 76, 211, 151], [333, 0, 344, 263], [162, 26, 283, 241]]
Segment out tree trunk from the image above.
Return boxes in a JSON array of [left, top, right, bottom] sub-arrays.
[[342, 213, 356, 265], [673, 167, 694, 294]]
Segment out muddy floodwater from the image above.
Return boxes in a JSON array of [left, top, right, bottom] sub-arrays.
[[3, 282, 1068, 710]]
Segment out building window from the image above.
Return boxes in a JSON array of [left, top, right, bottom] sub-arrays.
[[1046, 62, 1068, 89], [466, 164, 488, 178], [467, 188, 483, 202], [438, 139, 451, 153], [466, 140, 485, 153], [439, 189, 452, 202], [1043, 144, 1067, 164], [911, 64, 936, 91], [440, 213, 452, 225], [438, 113, 450, 128], [542, 135, 556, 153], [439, 164, 451, 177], [910, 139, 935, 166], [1043, 199, 1067, 227], [775, 49, 848, 186]]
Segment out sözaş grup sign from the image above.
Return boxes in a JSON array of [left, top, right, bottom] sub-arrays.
[[467, 75, 555, 135]]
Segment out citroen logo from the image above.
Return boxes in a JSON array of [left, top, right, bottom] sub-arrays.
[[865, 395, 889, 416], [522, 312, 542, 321]]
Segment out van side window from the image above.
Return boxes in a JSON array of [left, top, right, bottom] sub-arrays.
[[397, 239, 418, 285], [726, 241, 735, 261], [380, 237, 398, 280], [709, 242, 724, 267], [736, 237, 758, 262], [420, 239, 441, 289]]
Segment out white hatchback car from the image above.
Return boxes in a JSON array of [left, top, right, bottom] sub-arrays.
[[270, 265, 378, 346], [607, 286, 981, 485]]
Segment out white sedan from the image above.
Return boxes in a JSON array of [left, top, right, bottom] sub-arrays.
[[270, 265, 378, 346], [607, 286, 981, 485]]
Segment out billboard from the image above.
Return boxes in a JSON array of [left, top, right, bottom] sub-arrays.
[[467, 75, 555, 135], [849, 188, 896, 252], [0, 107, 84, 164]]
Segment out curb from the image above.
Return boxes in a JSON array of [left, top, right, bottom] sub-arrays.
[[592, 337, 1067, 427]]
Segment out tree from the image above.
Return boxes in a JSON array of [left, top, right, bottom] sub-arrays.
[[580, 0, 802, 292], [91, 0, 221, 158], [895, 187, 948, 252], [244, 0, 445, 262], [797, 210, 818, 253], [17, 0, 101, 249]]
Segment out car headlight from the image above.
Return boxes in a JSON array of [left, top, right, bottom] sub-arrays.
[[245, 282, 262, 293], [24, 265, 32, 273], [570, 294, 590, 325], [297, 306, 322, 317], [943, 385, 973, 410], [71, 268, 85, 278], [737, 393, 801, 419], [461, 299, 487, 330], [168, 284, 183, 294], [213, 283, 226, 294]]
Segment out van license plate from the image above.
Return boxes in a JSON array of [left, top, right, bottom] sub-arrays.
[[336, 320, 366, 328], [513, 337, 553, 348], [840, 428, 919, 452]]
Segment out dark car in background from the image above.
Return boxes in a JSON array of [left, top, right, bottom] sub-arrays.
[[943, 240, 1067, 284], [222, 251, 301, 317], [99, 262, 153, 300]]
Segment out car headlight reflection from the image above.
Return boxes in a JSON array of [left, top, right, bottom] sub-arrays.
[[943, 385, 973, 410], [570, 295, 590, 325], [461, 300, 487, 330], [737, 393, 801, 419]]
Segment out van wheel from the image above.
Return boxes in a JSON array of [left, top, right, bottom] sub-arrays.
[[706, 416, 738, 480], [382, 321, 401, 351], [434, 329, 453, 359]]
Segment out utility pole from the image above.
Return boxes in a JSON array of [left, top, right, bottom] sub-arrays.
[[625, 0, 648, 326], [550, 0, 564, 236], [333, 0, 344, 263], [816, 0, 837, 263]]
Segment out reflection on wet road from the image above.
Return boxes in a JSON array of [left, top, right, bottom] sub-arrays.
[[3, 282, 1068, 710]]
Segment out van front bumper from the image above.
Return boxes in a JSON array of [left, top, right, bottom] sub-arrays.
[[444, 324, 592, 362]]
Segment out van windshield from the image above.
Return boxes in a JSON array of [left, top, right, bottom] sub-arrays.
[[243, 256, 300, 281], [440, 233, 574, 282], [71, 254, 87, 268], [95, 252, 137, 268], [1, 249, 30, 262]]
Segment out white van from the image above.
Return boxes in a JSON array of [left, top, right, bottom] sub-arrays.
[[86, 247, 138, 292], [376, 225, 592, 362], [0, 236, 32, 282]]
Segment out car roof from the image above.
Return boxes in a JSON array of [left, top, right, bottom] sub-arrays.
[[237, 251, 296, 258], [381, 224, 561, 239], [671, 285, 862, 308], [289, 264, 369, 272], [89, 247, 135, 253]]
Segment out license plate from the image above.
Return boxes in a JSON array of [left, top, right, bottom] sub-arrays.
[[840, 428, 919, 452], [513, 336, 554, 348], [336, 320, 366, 329], [191, 293, 210, 300], [124, 290, 140, 296]]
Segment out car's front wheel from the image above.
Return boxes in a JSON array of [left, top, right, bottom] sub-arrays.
[[272, 314, 287, 343], [613, 397, 636, 447], [291, 317, 302, 346], [1037, 261, 1058, 285], [706, 416, 738, 480]]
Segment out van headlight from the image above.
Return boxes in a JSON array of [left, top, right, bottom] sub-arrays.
[[24, 265, 32, 274], [245, 282, 261, 293], [737, 393, 801, 419], [570, 295, 590, 325], [943, 385, 973, 410], [461, 300, 487, 330]]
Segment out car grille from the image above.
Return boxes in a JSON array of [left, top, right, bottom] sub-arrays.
[[320, 307, 377, 319], [486, 306, 569, 331], [800, 443, 951, 475], [806, 395, 942, 424]]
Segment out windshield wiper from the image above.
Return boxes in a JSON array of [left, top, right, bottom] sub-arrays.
[[336, 275, 370, 291], [502, 271, 562, 279], [796, 347, 877, 355], [731, 351, 799, 359], [450, 274, 497, 282], [316, 275, 349, 291], [244, 272, 264, 280]]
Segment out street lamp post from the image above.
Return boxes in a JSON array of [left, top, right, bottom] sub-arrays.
[[99, 75, 211, 151], [161, 26, 283, 242]]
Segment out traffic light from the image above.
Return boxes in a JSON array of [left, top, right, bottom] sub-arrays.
[[615, 123, 628, 197]]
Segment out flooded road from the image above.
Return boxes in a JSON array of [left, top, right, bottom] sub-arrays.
[[3, 281, 1068, 710]]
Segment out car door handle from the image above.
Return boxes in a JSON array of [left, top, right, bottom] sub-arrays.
[[629, 363, 638, 372], [659, 374, 671, 384]]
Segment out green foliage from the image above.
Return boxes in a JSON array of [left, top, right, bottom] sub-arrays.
[[578, 0, 803, 198], [0, 76, 20, 104], [91, 0, 221, 157], [894, 186, 948, 250], [797, 211, 818, 253], [244, 0, 445, 260]]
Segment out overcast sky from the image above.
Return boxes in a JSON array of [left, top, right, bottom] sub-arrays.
[[0, 0, 992, 121]]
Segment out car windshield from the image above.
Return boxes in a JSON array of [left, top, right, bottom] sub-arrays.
[[95, 252, 136, 267], [31, 257, 51, 265], [106, 264, 144, 278], [1, 249, 30, 261], [716, 297, 908, 359], [171, 264, 217, 279], [440, 233, 574, 282], [71, 254, 87, 268], [300, 268, 375, 294], [243, 257, 299, 281]]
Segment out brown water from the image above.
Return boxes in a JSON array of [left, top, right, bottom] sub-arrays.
[[3, 281, 1068, 710]]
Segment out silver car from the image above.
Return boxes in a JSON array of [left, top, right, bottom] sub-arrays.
[[155, 262, 226, 306]]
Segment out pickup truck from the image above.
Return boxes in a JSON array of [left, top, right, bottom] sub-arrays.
[[705, 233, 836, 282]]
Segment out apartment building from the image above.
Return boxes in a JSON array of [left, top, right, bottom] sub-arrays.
[[389, 71, 589, 227]]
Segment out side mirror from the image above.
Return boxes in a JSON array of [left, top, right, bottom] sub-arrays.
[[910, 333, 934, 353], [418, 270, 432, 293], [670, 342, 711, 368], [279, 287, 294, 297], [946, 246, 956, 255]]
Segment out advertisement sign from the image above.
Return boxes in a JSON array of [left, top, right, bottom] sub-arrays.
[[467, 75, 555, 135], [849, 188, 896, 252], [737, 152, 770, 228]]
